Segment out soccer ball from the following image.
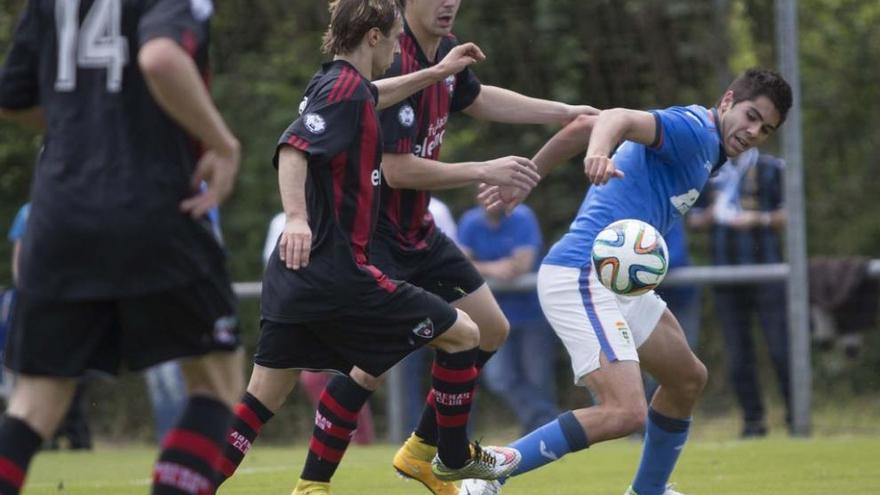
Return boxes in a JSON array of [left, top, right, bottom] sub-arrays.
[[591, 219, 669, 296]]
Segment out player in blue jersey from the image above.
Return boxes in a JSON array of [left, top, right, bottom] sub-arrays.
[[462, 69, 792, 495]]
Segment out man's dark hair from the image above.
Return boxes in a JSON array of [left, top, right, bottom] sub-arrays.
[[724, 68, 793, 124], [322, 0, 400, 56]]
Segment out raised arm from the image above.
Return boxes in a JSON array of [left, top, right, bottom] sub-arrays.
[[139, 38, 240, 217], [374, 42, 485, 110], [276, 146, 312, 270], [583, 108, 656, 185], [462, 85, 597, 125], [382, 152, 539, 191]]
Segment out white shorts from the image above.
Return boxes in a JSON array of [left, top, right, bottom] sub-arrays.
[[537, 263, 667, 384]]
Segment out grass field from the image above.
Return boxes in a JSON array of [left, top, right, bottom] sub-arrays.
[[23, 434, 880, 494]]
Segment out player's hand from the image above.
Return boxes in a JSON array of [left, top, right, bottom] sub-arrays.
[[478, 183, 531, 215], [561, 104, 601, 125], [278, 216, 312, 270], [583, 153, 624, 185], [180, 142, 241, 218], [480, 156, 541, 191], [436, 42, 486, 77]]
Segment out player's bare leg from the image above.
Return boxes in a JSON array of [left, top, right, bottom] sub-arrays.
[[622, 310, 706, 495]]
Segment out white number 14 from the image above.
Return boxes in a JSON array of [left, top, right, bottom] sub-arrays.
[[55, 0, 129, 93]]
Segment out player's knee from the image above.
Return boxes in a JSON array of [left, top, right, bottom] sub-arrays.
[[182, 350, 247, 409], [479, 313, 510, 350], [350, 367, 384, 391], [674, 358, 708, 402], [434, 309, 480, 352]]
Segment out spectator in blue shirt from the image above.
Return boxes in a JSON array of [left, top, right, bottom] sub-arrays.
[[458, 204, 560, 434], [705, 149, 790, 437]]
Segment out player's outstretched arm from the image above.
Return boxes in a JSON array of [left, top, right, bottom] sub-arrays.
[[382, 152, 539, 191], [139, 38, 240, 216], [584, 108, 656, 184], [479, 114, 597, 213], [375, 42, 485, 110], [462, 85, 598, 125], [276, 146, 312, 270]]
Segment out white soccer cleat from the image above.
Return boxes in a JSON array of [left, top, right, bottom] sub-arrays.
[[625, 484, 685, 495], [432, 443, 521, 481], [459, 478, 503, 495]]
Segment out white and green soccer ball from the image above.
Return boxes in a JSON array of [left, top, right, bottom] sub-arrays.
[[591, 219, 669, 296]]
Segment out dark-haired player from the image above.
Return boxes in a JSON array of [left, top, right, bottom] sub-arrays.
[[464, 68, 793, 495], [0, 1, 245, 494], [213, 2, 521, 494]]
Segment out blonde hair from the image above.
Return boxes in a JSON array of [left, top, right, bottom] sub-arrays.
[[321, 0, 401, 55]]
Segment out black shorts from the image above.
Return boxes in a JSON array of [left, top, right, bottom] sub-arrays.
[[254, 280, 457, 377], [5, 276, 239, 377], [372, 232, 484, 303]]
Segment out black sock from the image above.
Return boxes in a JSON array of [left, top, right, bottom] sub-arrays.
[[301, 375, 372, 482], [216, 392, 274, 484], [0, 416, 44, 495], [414, 349, 494, 447], [432, 348, 478, 469], [151, 396, 232, 495]]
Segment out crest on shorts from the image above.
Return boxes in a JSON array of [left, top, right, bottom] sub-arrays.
[[213, 315, 239, 345], [445, 74, 456, 96], [304, 113, 326, 134], [615, 320, 631, 343], [412, 318, 435, 339], [398, 104, 415, 127]]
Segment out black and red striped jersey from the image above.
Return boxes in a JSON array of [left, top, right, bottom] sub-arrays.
[[0, 0, 226, 299], [377, 21, 481, 251], [261, 60, 398, 323]]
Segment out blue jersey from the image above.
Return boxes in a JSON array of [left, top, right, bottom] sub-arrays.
[[544, 104, 725, 268]]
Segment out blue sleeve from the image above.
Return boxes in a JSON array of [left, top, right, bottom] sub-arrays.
[[8, 203, 30, 242], [649, 107, 713, 169]]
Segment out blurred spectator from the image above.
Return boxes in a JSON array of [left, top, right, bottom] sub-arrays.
[[8, 203, 92, 449], [644, 219, 702, 402], [264, 212, 375, 444], [701, 149, 791, 437], [458, 203, 559, 434]]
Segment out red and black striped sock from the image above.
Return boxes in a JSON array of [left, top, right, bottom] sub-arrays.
[[151, 396, 231, 495], [301, 375, 372, 482], [0, 416, 43, 495], [216, 392, 274, 484], [414, 349, 494, 447], [432, 347, 479, 469]]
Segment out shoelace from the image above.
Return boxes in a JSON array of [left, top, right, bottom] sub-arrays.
[[471, 441, 498, 467]]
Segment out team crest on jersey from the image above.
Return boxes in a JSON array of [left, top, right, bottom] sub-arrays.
[[412, 318, 435, 339], [190, 0, 214, 21], [298, 97, 309, 115], [398, 105, 415, 127], [304, 113, 326, 134], [445, 74, 456, 96]]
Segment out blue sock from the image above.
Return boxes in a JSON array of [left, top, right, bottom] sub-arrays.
[[503, 411, 589, 483], [631, 408, 691, 495]]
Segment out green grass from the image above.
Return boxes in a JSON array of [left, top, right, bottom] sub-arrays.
[[24, 434, 880, 494]]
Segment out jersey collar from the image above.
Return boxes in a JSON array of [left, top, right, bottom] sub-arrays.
[[403, 19, 438, 66], [710, 107, 729, 174]]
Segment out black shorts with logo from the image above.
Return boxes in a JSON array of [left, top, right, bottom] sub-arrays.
[[254, 279, 457, 377], [5, 275, 239, 377], [371, 231, 485, 303]]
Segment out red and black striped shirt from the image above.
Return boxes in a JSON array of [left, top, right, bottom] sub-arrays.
[[262, 60, 396, 323], [377, 21, 482, 251]]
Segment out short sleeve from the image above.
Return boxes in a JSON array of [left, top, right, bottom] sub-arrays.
[[275, 97, 362, 166], [380, 94, 419, 154], [0, 0, 40, 110], [139, 0, 211, 53], [648, 107, 713, 168], [449, 66, 481, 113], [8, 203, 30, 243]]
